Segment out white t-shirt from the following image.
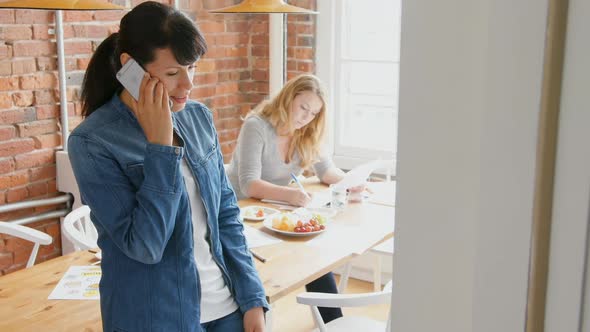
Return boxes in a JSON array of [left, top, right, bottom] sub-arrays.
[[180, 159, 238, 323]]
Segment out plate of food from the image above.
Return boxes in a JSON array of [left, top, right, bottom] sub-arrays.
[[263, 209, 330, 237], [241, 206, 280, 221]]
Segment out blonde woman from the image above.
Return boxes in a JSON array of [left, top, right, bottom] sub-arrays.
[[227, 74, 357, 323], [227, 74, 350, 206]]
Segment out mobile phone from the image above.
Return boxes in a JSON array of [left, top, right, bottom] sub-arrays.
[[116, 58, 145, 101]]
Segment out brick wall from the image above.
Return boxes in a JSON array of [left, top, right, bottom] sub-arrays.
[[0, 0, 316, 274]]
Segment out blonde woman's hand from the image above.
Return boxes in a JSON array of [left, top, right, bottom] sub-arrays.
[[287, 188, 313, 207], [243, 307, 265, 332], [134, 73, 173, 146]]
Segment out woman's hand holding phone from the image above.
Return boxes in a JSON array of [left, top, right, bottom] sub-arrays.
[[134, 73, 173, 146]]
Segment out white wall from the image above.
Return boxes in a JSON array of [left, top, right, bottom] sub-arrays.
[[391, 0, 550, 331], [545, 0, 590, 330]]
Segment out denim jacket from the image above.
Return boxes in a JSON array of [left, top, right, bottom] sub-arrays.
[[68, 95, 269, 332]]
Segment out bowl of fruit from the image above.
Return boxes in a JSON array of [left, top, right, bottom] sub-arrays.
[[263, 209, 329, 236], [241, 206, 280, 221]]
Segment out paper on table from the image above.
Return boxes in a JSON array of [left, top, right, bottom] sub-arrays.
[[333, 159, 389, 190], [243, 225, 282, 248], [367, 181, 396, 207], [306, 220, 395, 255], [261, 189, 331, 210], [48, 265, 101, 300]]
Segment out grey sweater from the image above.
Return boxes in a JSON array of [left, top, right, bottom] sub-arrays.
[[227, 115, 334, 199]]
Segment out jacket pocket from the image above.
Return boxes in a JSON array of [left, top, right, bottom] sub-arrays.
[[125, 162, 145, 190]]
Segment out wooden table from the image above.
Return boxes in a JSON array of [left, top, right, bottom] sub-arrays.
[[0, 180, 394, 331]]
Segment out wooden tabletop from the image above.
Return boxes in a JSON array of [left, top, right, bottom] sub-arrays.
[[0, 179, 394, 331]]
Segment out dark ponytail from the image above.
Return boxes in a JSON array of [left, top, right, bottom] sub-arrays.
[[80, 1, 207, 117], [80, 33, 121, 117]]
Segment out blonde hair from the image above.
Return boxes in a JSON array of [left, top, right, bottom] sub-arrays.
[[249, 74, 327, 169]]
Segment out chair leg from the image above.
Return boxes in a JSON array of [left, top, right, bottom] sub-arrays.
[[338, 261, 352, 293], [373, 253, 382, 292], [310, 306, 327, 332], [26, 243, 40, 268]]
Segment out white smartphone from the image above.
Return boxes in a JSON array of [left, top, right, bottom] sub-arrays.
[[116, 58, 145, 101], [116, 58, 173, 108]]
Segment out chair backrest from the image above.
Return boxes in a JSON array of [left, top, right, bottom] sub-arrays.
[[0, 221, 53, 268], [374, 159, 395, 181], [62, 205, 97, 251]]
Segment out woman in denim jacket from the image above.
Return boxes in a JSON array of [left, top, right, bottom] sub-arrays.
[[68, 2, 268, 331]]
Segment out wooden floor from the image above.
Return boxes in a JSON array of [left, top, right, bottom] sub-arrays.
[[272, 277, 390, 332]]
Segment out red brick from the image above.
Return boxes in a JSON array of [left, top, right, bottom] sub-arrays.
[[10, 58, 37, 75], [252, 46, 268, 57], [295, 47, 314, 60], [64, 11, 94, 22], [0, 170, 29, 190], [190, 86, 216, 99], [252, 34, 267, 45], [195, 73, 218, 85], [200, 21, 225, 33], [0, 139, 35, 158], [16, 120, 58, 137], [34, 90, 58, 105], [19, 72, 57, 90], [0, 252, 12, 268], [76, 57, 91, 70], [29, 165, 56, 182], [27, 181, 48, 198], [6, 186, 28, 203], [0, 77, 19, 91], [0, 10, 14, 24], [0, 44, 11, 60], [197, 60, 216, 73], [65, 41, 92, 56], [226, 21, 249, 33], [14, 10, 54, 24], [32, 133, 61, 149], [0, 126, 15, 141], [13, 41, 56, 57], [0, 158, 15, 174], [252, 70, 268, 81], [253, 58, 269, 70], [0, 61, 11, 76], [14, 149, 55, 169], [297, 61, 314, 72], [47, 179, 56, 194], [36, 57, 57, 71], [35, 105, 59, 120], [93, 11, 126, 22], [32, 25, 51, 40], [11, 92, 34, 107], [0, 108, 36, 124], [0, 26, 33, 40], [251, 22, 268, 34]]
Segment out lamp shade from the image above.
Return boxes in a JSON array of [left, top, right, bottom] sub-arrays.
[[0, 0, 124, 10], [210, 0, 316, 14]]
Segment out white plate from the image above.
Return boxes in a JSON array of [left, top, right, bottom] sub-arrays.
[[262, 214, 327, 237], [94, 251, 102, 260], [241, 206, 280, 221]]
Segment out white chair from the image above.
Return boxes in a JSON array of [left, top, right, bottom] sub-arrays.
[[370, 238, 394, 291], [297, 280, 393, 332], [62, 205, 98, 251], [0, 221, 53, 268]]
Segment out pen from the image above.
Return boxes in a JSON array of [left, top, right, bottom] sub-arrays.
[[250, 250, 267, 263], [290, 173, 310, 199]]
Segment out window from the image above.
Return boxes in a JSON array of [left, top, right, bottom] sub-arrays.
[[317, 0, 401, 172]]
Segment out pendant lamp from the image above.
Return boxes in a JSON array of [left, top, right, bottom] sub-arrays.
[[209, 0, 316, 14], [0, 0, 123, 10], [210, 0, 317, 96]]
